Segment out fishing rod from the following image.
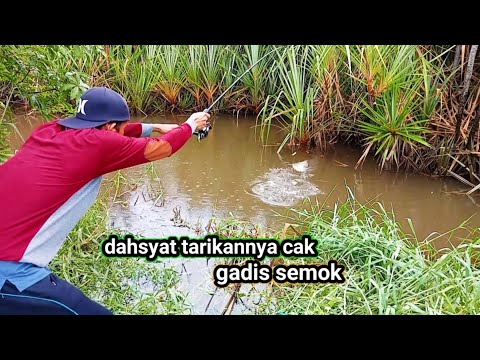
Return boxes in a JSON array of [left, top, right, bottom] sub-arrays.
[[193, 47, 278, 140]]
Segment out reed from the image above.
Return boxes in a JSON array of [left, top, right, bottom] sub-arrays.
[[355, 81, 431, 171], [259, 46, 318, 153], [1, 45, 479, 180], [108, 45, 162, 114], [152, 45, 187, 111], [256, 188, 480, 315], [228, 45, 274, 114], [185, 45, 230, 111]]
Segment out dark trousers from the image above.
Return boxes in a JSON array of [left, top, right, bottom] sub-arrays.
[[0, 273, 113, 315]]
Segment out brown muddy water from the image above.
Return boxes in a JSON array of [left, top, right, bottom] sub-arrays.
[[8, 113, 480, 314]]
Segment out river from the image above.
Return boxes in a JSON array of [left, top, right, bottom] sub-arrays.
[[7, 113, 480, 314]]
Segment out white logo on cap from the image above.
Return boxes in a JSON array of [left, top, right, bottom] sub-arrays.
[[77, 99, 88, 115]]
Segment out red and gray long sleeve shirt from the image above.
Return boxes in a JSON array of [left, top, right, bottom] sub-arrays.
[[0, 119, 196, 292]]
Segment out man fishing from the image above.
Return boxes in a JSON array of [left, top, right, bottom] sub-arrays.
[[0, 86, 210, 315]]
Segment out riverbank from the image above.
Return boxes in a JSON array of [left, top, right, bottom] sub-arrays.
[[3, 113, 480, 314], [255, 193, 480, 315], [48, 181, 480, 315], [1, 45, 479, 187], [48, 184, 192, 315], [2, 44, 480, 313]]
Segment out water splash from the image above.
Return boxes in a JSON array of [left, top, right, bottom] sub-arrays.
[[249, 168, 323, 207]]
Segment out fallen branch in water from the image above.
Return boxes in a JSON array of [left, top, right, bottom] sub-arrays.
[[334, 160, 349, 167], [222, 282, 242, 315], [447, 154, 480, 183], [466, 182, 480, 195], [281, 223, 302, 239], [447, 169, 475, 188], [445, 154, 480, 194]]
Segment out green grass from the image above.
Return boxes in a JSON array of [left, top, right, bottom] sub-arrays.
[[259, 46, 318, 152], [185, 45, 231, 111], [255, 189, 480, 315], [228, 45, 274, 114], [38, 184, 480, 315], [0, 100, 15, 163], [2, 44, 478, 178], [48, 191, 190, 315], [153, 45, 188, 111], [0, 123, 10, 162], [108, 46, 163, 114], [2, 45, 480, 314], [355, 81, 431, 171]]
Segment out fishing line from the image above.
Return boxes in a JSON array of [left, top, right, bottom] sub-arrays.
[[194, 47, 280, 140]]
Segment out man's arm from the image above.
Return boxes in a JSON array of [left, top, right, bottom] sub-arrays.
[[96, 113, 209, 176], [151, 124, 180, 134], [121, 123, 155, 138], [121, 123, 180, 138]]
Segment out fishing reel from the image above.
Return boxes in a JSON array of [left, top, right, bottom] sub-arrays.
[[196, 123, 213, 140], [194, 108, 213, 140]]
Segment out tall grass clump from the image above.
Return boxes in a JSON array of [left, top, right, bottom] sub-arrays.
[[225, 45, 275, 115], [49, 45, 108, 90], [108, 45, 163, 114], [308, 45, 344, 150], [344, 46, 429, 171], [184, 45, 231, 111], [259, 46, 318, 152], [355, 82, 431, 171], [256, 188, 480, 315], [1, 45, 479, 183], [152, 45, 189, 112]]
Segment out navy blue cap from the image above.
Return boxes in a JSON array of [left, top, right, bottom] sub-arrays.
[[58, 87, 130, 129]]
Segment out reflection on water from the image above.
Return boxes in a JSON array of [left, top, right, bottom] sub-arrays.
[[7, 113, 480, 314]]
